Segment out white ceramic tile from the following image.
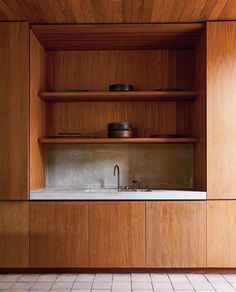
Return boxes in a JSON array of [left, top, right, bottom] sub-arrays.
[[76, 274, 95, 282], [0, 274, 22, 282], [152, 281, 173, 290], [151, 274, 169, 282], [0, 275, 5, 281], [153, 290, 173, 292], [223, 275, 236, 283], [169, 274, 189, 282], [37, 274, 58, 282], [191, 282, 214, 290], [91, 290, 111, 292], [51, 281, 74, 290], [187, 274, 207, 283], [31, 282, 53, 290], [94, 274, 113, 282], [11, 282, 34, 289], [56, 274, 77, 282], [132, 274, 151, 282], [92, 281, 112, 289], [210, 282, 234, 290], [48, 290, 71, 292], [72, 281, 93, 290], [132, 290, 153, 292], [9, 290, 29, 292], [0, 282, 14, 289], [174, 290, 194, 292], [214, 290, 236, 292], [30, 290, 51, 292], [132, 282, 153, 289], [113, 289, 131, 292], [72, 290, 91, 292], [112, 281, 131, 289], [195, 290, 217, 292], [113, 274, 131, 282], [204, 274, 227, 282], [172, 282, 193, 290], [18, 274, 40, 282]]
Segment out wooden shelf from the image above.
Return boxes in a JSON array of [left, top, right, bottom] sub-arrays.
[[39, 91, 198, 102], [38, 137, 198, 145]]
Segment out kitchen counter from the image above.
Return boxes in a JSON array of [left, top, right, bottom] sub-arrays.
[[30, 188, 207, 200]]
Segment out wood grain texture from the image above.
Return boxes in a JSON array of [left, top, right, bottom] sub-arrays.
[[45, 49, 194, 138], [1, 1, 236, 23], [30, 202, 89, 267], [0, 22, 29, 200], [207, 201, 236, 267], [193, 30, 206, 190], [32, 24, 203, 50], [0, 202, 29, 267], [89, 202, 145, 267], [146, 201, 207, 267], [207, 22, 236, 199], [30, 31, 46, 191], [38, 137, 198, 145], [39, 91, 198, 102], [46, 50, 194, 91]]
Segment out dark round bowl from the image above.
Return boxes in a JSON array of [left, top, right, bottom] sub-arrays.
[[108, 130, 134, 138], [109, 84, 134, 92], [108, 122, 133, 131]]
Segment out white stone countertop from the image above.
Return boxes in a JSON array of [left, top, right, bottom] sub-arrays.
[[30, 188, 207, 200]]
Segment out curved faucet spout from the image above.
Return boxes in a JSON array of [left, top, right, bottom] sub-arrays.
[[113, 164, 120, 191]]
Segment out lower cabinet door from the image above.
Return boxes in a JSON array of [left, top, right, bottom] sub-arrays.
[[30, 202, 89, 267], [146, 201, 206, 267], [89, 202, 145, 267], [207, 201, 236, 267], [0, 202, 29, 267]]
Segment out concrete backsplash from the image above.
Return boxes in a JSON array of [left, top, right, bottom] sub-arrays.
[[45, 144, 193, 189]]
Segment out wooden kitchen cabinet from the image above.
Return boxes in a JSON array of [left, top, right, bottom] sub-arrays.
[[146, 201, 206, 267], [0, 22, 29, 200], [207, 21, 236, 199], [89, 202, 145, 267], [207, 201, 236, 267], [30, 202, 89, 267], [0, 202, 29, 267]]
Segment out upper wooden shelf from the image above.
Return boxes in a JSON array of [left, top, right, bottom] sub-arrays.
[[39, 137, 198, 145], [32, 23, 204, 50], [39, 91, 198, 102]]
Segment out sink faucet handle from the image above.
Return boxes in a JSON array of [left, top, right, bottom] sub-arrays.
[[132, 180, 138, 190]]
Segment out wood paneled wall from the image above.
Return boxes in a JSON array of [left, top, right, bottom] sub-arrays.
[[30, 32, 46, 191], [0, 202, 29, 267], [46, 50, 194, 91], [0, 22, 29, 200], [207, 22, 236, 199], [193, 31, 206, 190], [45, 49, 194, 138]]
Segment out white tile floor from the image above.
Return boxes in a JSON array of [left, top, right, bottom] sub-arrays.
[[0, 273, 236, 292]]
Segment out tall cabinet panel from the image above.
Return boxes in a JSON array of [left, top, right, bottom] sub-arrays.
[[207, 21, 236, 199], [0, 202, 29, 267], [0, 22, 29, 200]]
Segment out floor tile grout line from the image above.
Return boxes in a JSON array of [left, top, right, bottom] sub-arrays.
[[222, 273, 235, 289], [203, 274, 218, 292], [168, 273, 175, 292], [186, 273, 197, 292], [49, 273, 60, 291], [149, 272, 155, 292], [70, 273, 77, 291]]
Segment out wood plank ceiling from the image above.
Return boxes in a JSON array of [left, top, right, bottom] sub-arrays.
[[0, 0, 236, 24]]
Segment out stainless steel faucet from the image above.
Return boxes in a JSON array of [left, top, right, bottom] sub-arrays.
[[113, 164, 120, 191]]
